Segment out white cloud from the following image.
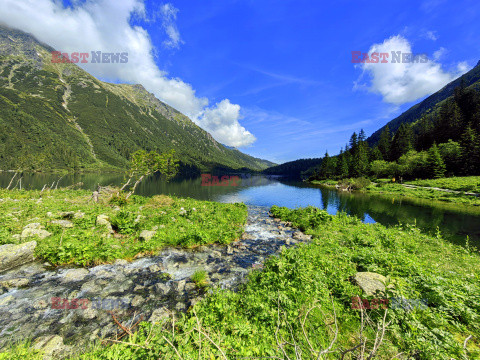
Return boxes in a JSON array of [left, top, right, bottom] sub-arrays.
[[355, 35, 467, 105], [424, 30, 438, 41], [433, 47, 446, 60], [0, 0, 255, 147], [199, 100, 256, 147], [159, 3, 183, 49]]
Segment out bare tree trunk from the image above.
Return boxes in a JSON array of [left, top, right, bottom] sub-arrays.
[[126, 175, 144, 199], [55, 175, 66, 189], [6, 172, 18, 190], [118, 177, 132, 194]]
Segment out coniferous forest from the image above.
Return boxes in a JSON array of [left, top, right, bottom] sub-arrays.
[[310, 82, 480, 181]]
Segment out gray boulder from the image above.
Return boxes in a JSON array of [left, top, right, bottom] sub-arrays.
[[0, 241, 37, 272], [353, 272, 391, 296], [96, 215, 113, 233], [21, 223, 51, 240], [139, 230, 156, 241], [51, 220, 74, 228]]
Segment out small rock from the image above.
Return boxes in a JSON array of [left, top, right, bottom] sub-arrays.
[[33, 299, 48, 309], [133, 285, 145, 292], [46, 212, 54, 218], [174, 280, 186, 292], [154, 282, 171, 295], [175, 302, 186, 311], [148, 264, 162, 273], [96, 215, 113, 233], [59, 211, 75, 219], [211, 251, 222, 258], [185, 283, 196, 292], [0, 277, 29, 289], [73, 211, 85, 219], [149, 307, 170, 324], [134, 215, 144, 223], [63, 268, 89, 282], [51, 220, 74, 228], [241, 233, 254, 240], [21, 223, 51, 240], [0, 295, 14, 306], [139, 230, 156, 241], [353, 272, 392, 296], [81, 308, 98, 320], [227, 246, 233, 255], [33, 335, 66, 359], [131, 295, 145, 307], [114, 259, 128, 266], [292, 231, 312, 241]]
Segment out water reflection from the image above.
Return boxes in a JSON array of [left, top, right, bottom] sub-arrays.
[[0, 172, 478, 248]]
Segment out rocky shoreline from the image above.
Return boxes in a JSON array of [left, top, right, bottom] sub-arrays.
[[0, 205, 312, 358]]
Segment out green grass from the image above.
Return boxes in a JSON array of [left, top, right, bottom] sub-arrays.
[[405, 176, 480, 193], [7, 205, 478, 359], [191, 269, 208, 288], [0, 189, 247, 266], [366, 182, 480, 206]]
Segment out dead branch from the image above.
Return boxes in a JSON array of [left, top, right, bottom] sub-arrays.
[[6, 172, 18, 190]]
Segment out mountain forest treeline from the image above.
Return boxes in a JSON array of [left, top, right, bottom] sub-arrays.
[[310, 82, 480, 181]]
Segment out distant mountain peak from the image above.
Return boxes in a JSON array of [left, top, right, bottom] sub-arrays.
[[0, 24, 274, 172]]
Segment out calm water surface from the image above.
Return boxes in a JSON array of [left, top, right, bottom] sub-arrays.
[[1, 173, 479, 248]]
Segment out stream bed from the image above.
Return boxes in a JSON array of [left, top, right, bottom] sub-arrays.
[[0, 206, 311, 355]]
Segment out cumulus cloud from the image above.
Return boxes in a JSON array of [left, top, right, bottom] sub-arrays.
[[199, 100, 256, 147], [355, 35, 467, 105], [0, 0, 255, 147]]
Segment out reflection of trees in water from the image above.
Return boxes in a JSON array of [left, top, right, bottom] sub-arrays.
[[326, 190, 476, 247], [0, 173, 477, 248]]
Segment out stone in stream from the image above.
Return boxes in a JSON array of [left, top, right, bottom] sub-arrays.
[[292, 231, 312, 241], [0, 277, 30, 289], [149, 307, 170, 324], [33, 335, 69, 360], [0, 241, 37, 272], [62, 268, 89, 282]]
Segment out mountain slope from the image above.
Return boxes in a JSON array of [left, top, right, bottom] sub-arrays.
[[0, 25, 275, 172], [368, 61, 480, 145]]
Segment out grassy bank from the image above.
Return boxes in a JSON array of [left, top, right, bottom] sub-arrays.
[[311, 178, 480, 206], [405, 176, 480, 193], [0, 189, 247, 266], [5, 205, 479, 359]]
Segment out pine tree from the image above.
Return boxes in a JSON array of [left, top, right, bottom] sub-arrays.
[[378, 126, 391, 160], [426, 143, 446, 179], [390, 124, 413, 161], [460, 126, 480, 175], [349, 132, 358, 154], [336, 149, 349, 179]]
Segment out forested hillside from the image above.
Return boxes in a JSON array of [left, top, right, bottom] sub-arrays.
[[0, 25, 274, 173], [309, 66, 480, 180]]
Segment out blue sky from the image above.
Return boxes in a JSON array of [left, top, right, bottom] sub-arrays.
[[1, 0, 480, 163]]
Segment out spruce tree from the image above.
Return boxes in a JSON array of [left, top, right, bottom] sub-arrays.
[[426, 143, 446, 179], [378, 126, 391, 160]]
